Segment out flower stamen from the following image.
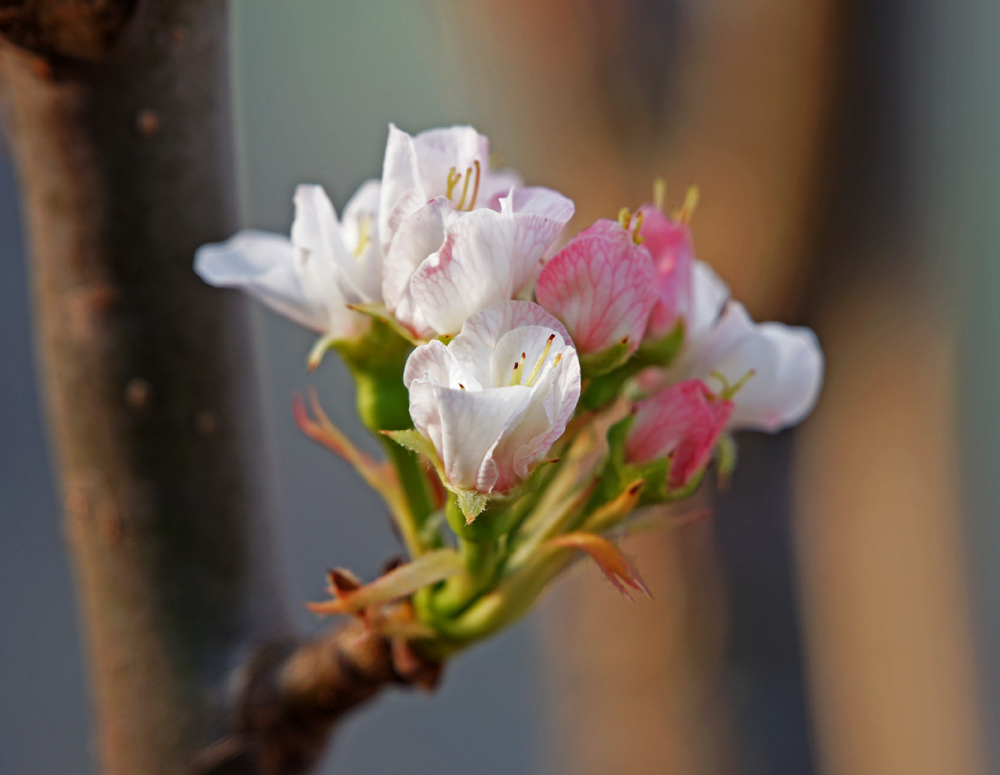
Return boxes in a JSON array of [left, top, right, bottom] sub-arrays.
[[455, 166, 473, 210], [353, 215, 372, 258], [673, 185, 700, 225], [631, 211, 645, 245], [468, 160, 481, 210], [446, 166, 462, 201], [617, 206, 632, 231], [510, 352, 526, 386], [653, 177, 667, 211], [525, 334, 556, 387], [710, 368, 756, 400]]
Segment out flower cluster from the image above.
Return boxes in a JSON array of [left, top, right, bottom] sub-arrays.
[[197, 125, 823, 653]]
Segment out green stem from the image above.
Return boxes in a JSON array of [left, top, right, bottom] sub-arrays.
[[382, 437, 434, 535]]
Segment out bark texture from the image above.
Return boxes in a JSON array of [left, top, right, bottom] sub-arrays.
[[0, 1, 292, 772], [1, 4, 435, 772]]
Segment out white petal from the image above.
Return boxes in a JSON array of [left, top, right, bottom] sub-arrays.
[[382, 197, 459, 323], [195, 229, 331, 332], [711, 320, 824, 432], [482, 169, 524, 207], [688, 260, 730, 341], [409, 381, 532, 492], [448, 301, 572, 387], [412, 125, 490, 201], [403, 339, 482, 392], [340, 179, 384, 302], [379, 124, 425, 250], [410, 206, 572, 336], [489, 343, 581, 489], [342, 178, 381, 229], [499, 186, 575, 224]]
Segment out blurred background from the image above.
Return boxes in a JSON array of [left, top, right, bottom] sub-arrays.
[[2, 0, 999, 772]]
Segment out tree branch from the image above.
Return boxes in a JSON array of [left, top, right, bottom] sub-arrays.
[[0, 2, 434, 773]]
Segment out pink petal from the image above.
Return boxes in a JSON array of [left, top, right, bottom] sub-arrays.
[[536, 219, 657, 353], [626, 379, 733, 488], [636, 205, 695, 339]]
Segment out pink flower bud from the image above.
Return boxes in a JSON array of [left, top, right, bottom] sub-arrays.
[[535, 219, 657, 355], [626, 379, 733, 488], [636, 204, 694, 340]]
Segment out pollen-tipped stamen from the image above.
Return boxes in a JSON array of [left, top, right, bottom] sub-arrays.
[[467, 160, 481, 210], [673, 185, 700, 224], [653, 177, 667, 211], [455, 166, 473, 210], [617, 206, 632, 230], [525, 334, 557, 387], [631, 211, 645, 244], [510, 352, 527, 386], [446, 166, 462, 201]]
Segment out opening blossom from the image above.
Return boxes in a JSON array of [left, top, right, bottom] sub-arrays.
[[195, 180, 382, 367], [379, 124, 574, 337], [193, 123, 827, 653], [403, 301, 581, 497]]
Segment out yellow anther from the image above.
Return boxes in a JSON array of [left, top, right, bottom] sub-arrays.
[[467, 160, 481, 210], [510, 352, 526, 386], [446, 166, 462, 200], [672, 185, 700, 225], [652, 177, 667, 212], [525, 334, 556, 387], [618, 207, 632, 230], [631, 211, 645, 245], [455, 166, 473, 210], [459, 383, 466, 390]]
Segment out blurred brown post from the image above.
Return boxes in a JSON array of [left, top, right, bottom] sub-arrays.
[[0, 2, 291, 772]]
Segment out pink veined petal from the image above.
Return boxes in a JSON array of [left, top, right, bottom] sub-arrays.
[[636, 205, 695, 339], [382, 197, 459, 327], [626, 379, 733, 488], [448, 301, 572, 386], [195, 229, 331, 333], [536, 219, 657, 353], [410, 206, 573, 336]]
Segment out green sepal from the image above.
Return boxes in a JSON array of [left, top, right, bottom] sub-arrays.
[[635, 322, 685, 368], [579, 340, 632, 378], [455, 490, 490, 524], [580, 322, 685, 411], [382, 428, 439, 464], [715, 432, 737, 489], [346, 302, 424, 346]]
